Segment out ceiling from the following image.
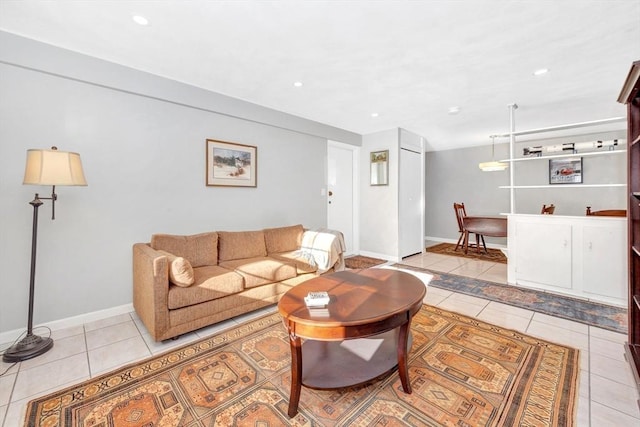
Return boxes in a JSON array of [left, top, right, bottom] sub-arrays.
[[1, 1, 639, 151]]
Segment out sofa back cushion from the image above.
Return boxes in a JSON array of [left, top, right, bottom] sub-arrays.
[[264, 224, 304, 254], [151, 232, 218, 267], [218, 230, 267, 261]]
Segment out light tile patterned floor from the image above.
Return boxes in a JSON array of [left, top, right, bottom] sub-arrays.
[[1, 251, 638, 426]]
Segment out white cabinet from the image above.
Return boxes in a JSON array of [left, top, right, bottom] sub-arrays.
[[508, 214, 627, 306], [514, 221, 572, 288], [582, 223, 627, 300]]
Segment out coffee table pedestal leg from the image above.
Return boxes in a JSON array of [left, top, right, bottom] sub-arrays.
[[397, 319, 413, 393], [288, 333, 302, 417]]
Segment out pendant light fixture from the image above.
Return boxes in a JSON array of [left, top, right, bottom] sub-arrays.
[[479, 136, 508, 172]]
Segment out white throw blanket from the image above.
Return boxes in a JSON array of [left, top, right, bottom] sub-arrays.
[[298, 229, 346, 273]]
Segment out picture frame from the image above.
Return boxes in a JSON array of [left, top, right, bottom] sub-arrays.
[[549, 157, 582, 184], [206, 139, 257, 187], [370, 150, 389, 186]]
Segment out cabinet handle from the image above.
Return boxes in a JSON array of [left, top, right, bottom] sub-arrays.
[[588, 241, 593, 250]]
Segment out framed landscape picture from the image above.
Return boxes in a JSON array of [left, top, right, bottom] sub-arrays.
[[549, 157, 582, 184], [206, 139, 257, 187]]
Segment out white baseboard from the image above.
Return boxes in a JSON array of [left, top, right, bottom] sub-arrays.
[[0, 303, 134, 346], [357, 250, 399, 263], [424, 236, 507, 250]]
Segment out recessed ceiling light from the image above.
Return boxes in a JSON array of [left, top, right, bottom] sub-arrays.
[[132, 15, 149, 26], [448, 106, 460, 115], [533, 68, 549, 76], [293, 81, 303, 87], [371, 112, 379, 118]]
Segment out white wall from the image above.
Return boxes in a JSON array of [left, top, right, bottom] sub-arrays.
[[360, 129, 399, 259], [426, 143, 510, 245], [0, 32, 360, 335]]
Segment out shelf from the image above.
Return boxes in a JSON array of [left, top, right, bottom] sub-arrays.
[[635, 295, 640, 311], [500, 149, 626, 163], [490, 117, 625, 138], [633, 246, 640, 257], [633, 135, 640, 146], [500, 184, 627, 189]]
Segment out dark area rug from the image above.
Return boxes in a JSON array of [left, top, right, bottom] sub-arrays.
[[24, 307, 579, 426], [426, 242, 507, 264], [395, 263, 627, 334], [344, 255, 387, 269]]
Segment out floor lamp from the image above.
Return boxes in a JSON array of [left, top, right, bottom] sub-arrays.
[[2, 147, 87, 363]]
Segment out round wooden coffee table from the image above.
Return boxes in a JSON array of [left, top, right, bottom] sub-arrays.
[[277, 268, 426, 417]]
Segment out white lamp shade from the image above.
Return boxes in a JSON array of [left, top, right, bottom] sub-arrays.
[[478, 161, 509, 172], [23, 148, 87, 186]]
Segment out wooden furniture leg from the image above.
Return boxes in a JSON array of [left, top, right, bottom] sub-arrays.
[[463, 230, 470, 254], [397, 318, 412, 393], [287, 332, 303, 417]]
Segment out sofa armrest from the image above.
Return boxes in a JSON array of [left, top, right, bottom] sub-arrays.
[[133, 243, 170, 341]]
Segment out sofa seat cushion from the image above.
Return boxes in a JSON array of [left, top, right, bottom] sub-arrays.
[[264, 224, 304, 254], [167, 265, 244, 310], [269, 251, 318, 274], [219, 256, 297, 288], [151, 232, 218, 267]]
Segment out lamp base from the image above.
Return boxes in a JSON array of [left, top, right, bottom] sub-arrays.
[[2, 334, 53, 363]]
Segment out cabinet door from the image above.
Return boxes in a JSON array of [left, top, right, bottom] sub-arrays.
[[582, 224, 627, 300], [515, 221, 572, 288], [399, 148, 423, 258]]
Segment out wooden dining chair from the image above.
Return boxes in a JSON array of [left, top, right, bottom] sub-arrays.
[[453, 202, 485, 252], [586, 207, 627, 217], [541, 204, 555, 215]]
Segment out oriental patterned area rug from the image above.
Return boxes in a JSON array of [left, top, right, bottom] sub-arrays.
[[426, 242, 508, 264], [24, 306, 579, 426], [395, 264, 628, 334], [344, 255, 388, 269]]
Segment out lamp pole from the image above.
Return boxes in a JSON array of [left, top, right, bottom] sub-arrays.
[[2, 194, 54, 362]]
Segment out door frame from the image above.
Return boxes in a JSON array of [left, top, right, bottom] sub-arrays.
[[328, 140, 360, 256]]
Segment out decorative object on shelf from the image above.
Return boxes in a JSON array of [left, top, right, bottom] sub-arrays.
[[523, 139, 621, 156], [549, 157, 582, 184], [370, 150, 389, 185], [478, 136, 508, 172], [3, 147, 87, 363], [206, 139, 257, 187]]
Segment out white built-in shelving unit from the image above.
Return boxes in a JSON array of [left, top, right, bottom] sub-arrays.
[[491, 110, 626, 208], [495, 107, 629, 307]]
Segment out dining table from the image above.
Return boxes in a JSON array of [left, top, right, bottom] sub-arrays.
[[463, 215, 507, 254]]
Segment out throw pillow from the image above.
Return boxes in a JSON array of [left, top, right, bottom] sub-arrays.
[[157, 250, 195, 287]]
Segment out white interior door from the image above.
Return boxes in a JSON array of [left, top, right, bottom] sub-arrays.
[[327, 141, 357, 255], [399, 148, 423, 258]]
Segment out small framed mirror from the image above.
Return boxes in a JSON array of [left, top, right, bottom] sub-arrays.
[[370, 150, 389, 186]]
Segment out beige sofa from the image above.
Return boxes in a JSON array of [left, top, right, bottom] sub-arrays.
[[133, 224, 344, 341]]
